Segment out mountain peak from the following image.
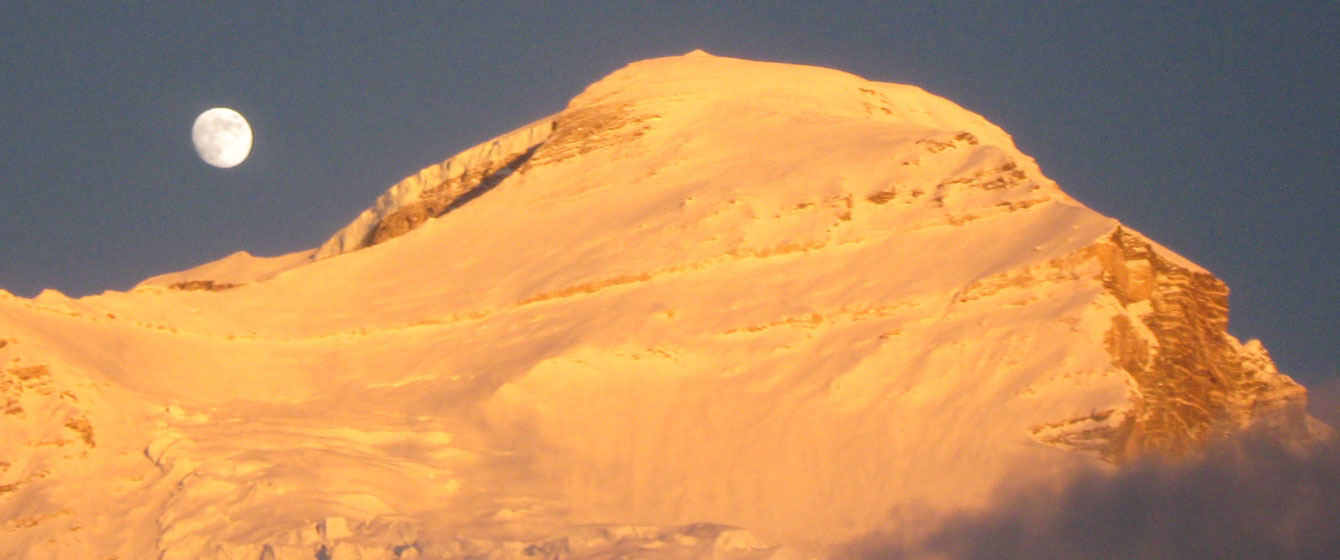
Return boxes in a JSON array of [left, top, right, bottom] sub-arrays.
[[1, 54, 1321, 558], [314, 52, 1035, 259], [567, 51, 957, 124]]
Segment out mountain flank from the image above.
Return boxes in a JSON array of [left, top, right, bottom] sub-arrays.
[[1, 51, 1323, 559]]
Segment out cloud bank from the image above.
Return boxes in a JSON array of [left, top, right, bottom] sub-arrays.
[[848, 383, 1340, 560]]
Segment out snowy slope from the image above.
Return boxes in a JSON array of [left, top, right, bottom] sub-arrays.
[[0, 51, 1320, 559], [138, 249, 317, 289]]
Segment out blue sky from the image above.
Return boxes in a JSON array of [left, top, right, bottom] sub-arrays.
[[1, 3, 1335, 382]]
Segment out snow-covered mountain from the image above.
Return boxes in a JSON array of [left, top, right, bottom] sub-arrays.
[[0, 51, 1323, 559]]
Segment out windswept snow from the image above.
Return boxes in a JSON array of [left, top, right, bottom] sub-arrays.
[[138, 249, 316, 290]]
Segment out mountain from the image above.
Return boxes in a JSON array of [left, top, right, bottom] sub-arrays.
[[0, 51, 1324, 559]]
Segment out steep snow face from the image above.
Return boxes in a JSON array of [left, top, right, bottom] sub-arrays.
[[0, 51, 1321, 559]]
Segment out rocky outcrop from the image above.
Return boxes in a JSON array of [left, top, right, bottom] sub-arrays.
[[167, 280, 238, 292], [366, 141, 545, 247], [523, 101, 662, 169], [0, 354, 98, 530], [1018, 226, 1315, 463], [1096, 227, 1313, 459], [315, 119, 556, 259], [316, 96, 669, 260]]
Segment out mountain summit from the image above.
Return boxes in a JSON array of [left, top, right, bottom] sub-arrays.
[[1, 52, 1323, 559]]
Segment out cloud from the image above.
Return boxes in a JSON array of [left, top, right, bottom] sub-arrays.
[[1305, 377, 1340, 431], [846, 389, 1340, 560]]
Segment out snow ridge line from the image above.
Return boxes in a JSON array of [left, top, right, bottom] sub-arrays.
[[315, 118, 557, 259]]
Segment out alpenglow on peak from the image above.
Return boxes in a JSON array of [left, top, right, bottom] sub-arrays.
[[314, 50, 1041, 258], [3, 53, 1324, 559]]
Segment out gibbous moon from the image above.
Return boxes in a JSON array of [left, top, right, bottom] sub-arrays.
[[192, 108, 252, 168]]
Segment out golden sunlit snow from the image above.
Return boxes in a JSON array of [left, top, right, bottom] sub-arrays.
[[0, 52, 1318, 559]]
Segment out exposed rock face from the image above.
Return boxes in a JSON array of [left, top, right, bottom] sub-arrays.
[[319, 92, 667, 256], [1016, 227, 1315, 463], [167, 280, 238, 292], [315, 119, 555, 258], [1095, 228, 1311, 459], [368, 141, 546, 247]]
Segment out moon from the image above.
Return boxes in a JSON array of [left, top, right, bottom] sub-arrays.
[[192, 108, 252, 168]]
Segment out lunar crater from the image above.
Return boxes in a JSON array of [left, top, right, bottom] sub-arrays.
[[192, 107, 252, 168]]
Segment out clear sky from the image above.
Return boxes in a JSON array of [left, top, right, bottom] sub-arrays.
[[1, 4, 1336, 383]]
